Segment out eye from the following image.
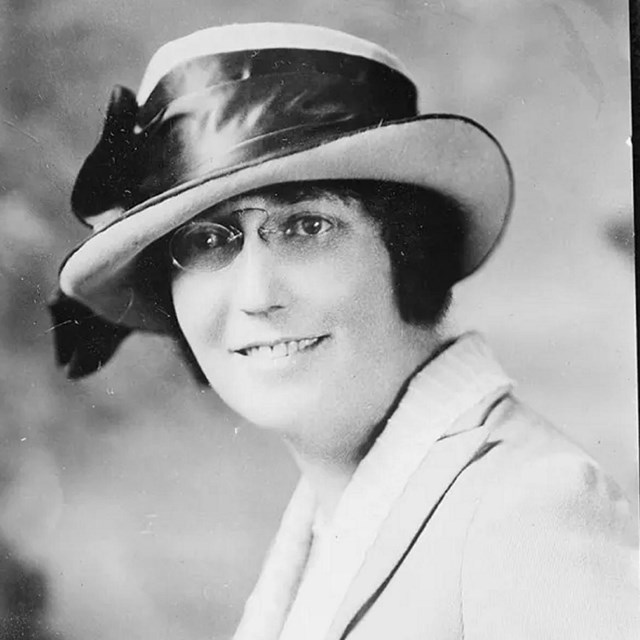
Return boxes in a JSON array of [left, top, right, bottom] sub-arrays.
[[285, 214, 334, 237], [190, 226, 231, 249], [179, 222, 239, 249], [170, 222, 242, 271]]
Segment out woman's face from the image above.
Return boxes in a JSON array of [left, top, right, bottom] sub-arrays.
[[171, 188, 437, 452]]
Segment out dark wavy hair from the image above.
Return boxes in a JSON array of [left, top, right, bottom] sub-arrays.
[[136, 180, 467, 384]]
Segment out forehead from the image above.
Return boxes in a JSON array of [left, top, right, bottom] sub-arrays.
[[200, 183, 367, 219]]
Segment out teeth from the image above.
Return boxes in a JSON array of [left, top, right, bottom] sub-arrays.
[[272, 343, 287, 358], [286, 341, 298, 356], [242, 337, 322, 358]]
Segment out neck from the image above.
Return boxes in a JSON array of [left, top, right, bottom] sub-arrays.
[[284, 330, 447, 522], [283, 416, 373, 521], [286, 448, 357, 522]]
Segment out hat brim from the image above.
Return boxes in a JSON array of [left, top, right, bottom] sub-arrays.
[[59, 114, 514, 332]]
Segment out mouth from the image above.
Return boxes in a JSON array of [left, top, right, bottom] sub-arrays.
[[233, 335, 329, 359]]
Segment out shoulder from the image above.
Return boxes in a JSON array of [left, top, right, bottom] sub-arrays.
[[468, 395, 637, 559], [458, 396, 639, 639]]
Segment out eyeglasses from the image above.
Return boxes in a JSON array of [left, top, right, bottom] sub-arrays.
[[169, 207, 338, 272]]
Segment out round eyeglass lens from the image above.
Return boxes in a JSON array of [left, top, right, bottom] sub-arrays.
[[170, 222, 243, 272]]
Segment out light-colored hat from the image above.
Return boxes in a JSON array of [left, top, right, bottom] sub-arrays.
[[51, 22, 513, 376]]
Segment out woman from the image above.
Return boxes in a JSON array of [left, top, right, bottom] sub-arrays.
[[50, 23, 637, 640]]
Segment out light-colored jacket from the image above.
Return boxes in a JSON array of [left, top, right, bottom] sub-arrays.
[[335, 396, 639, 639], [235, 335, 639, 640]]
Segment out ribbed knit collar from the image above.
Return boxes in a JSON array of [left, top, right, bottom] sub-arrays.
[[234, 332, 514, 640]]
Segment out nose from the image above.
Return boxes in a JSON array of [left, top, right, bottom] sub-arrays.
[[232, 233, 288, 316]]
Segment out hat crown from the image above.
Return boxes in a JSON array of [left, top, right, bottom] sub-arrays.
[[138, 22, 409, 104]]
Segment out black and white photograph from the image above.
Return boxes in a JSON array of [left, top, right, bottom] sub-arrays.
[[0, 1, 638, 639]]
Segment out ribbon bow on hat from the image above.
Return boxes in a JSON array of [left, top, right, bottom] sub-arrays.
[[49, 85, 140, 378]]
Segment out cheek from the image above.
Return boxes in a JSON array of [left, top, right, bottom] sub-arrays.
[[171, 272, 228, 352], [308, 240, 397, 329]]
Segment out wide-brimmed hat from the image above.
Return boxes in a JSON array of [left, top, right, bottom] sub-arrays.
[[50, 22, 514, 378]]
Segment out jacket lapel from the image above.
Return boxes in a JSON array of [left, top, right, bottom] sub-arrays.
[[279, 335, 513, 640], [237, 334, 513, 640], [233, 480, 316, 640], [326, 420, 495, 640]]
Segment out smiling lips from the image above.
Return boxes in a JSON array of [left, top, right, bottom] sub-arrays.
[[236, 336, 327, 359]]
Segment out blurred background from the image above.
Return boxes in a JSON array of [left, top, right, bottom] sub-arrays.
[[0, 1, 636, 638]]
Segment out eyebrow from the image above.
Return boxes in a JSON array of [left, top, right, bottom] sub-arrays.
[[237, 184, 357, 206], [194, 183, 362, 223]]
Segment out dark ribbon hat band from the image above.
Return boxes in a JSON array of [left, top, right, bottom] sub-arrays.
[[72, 48, 418, 230]]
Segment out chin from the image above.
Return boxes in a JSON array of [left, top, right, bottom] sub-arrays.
[[200, 351, 330, 431], [227, 395, 310, 433], [204, 374, 313, 432]]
